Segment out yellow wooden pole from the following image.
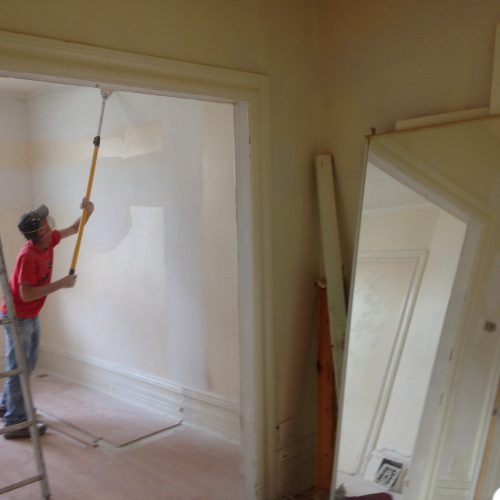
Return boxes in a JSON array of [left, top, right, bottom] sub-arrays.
[[69, 142, 100, 274], [69, 89, 112, 275]]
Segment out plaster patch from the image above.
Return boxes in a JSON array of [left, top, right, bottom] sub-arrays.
[[102, 123, 163, 159], [29, 123, 163, 167]]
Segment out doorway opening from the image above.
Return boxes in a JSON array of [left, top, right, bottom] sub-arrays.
[[0, 75, 249, 497]]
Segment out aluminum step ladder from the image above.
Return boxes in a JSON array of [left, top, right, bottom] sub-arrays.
[[0, 235, 51, 499]]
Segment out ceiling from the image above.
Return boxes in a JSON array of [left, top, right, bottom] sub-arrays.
[[363, 162, 432, 211]]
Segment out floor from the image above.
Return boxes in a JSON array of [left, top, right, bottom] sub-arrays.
[[0, 374, 242, 500]]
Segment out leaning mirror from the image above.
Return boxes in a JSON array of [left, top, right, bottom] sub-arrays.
[[333, 114, 500, 500]]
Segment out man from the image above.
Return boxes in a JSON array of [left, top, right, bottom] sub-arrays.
[[1, 197, 94, 439]]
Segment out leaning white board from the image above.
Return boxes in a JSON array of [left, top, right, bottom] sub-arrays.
[[315, 154, 347, 398]]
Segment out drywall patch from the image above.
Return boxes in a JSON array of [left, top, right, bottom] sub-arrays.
[[29, 123, 163, 166], [103, 123, 163, 159]]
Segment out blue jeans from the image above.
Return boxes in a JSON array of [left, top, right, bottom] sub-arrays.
[[1, 316, 40, 425]]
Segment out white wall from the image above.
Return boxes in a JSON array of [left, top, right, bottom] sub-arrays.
[[0, 96, 31, 265], [25, 87, 240, 404], [0, 95, 31, 357]]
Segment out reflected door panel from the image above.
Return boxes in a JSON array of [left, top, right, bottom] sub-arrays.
[[340, 255, 422, 474]]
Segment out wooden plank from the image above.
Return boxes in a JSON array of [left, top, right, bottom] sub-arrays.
[[315, 281, 336, 490], [395, 107, 489, 131], [315, 154, 347, 397]]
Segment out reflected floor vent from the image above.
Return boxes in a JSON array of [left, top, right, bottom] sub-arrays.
[[374, 458, 403, 489], [363, 447, 409, 492]]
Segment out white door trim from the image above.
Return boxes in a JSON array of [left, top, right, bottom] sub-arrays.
[[0, 30, 274, 499]]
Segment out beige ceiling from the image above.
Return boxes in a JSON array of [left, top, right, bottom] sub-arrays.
[[363, 162, 432, 211]]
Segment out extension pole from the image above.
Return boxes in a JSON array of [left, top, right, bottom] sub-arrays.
[[69, 89, 112, 275]]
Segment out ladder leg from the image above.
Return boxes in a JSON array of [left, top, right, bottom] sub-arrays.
[[13, 333, 51, 499], [0, 236, 51, 499]]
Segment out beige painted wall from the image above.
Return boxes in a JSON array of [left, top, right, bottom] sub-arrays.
[[319, 0, 500, 269]]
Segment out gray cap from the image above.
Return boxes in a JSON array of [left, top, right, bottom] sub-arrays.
[[18, 204, 49, 237]]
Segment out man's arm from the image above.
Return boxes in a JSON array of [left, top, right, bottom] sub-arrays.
[[59, 197, 94, 239], [19, 274, 77, 302]]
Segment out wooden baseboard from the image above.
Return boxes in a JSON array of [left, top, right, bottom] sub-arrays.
[[38, 345, 241, 444]]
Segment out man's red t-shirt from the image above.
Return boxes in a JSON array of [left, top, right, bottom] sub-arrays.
[[1, 230, 61, 318]]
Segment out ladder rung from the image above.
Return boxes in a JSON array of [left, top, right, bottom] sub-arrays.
[[0, 367, 26, 379], [0, 473, 45, 496], [0, 418, 35, 435], [0, 317, 14, 326]]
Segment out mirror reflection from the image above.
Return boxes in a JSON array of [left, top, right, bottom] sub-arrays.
[[333, 118, 495, 498]]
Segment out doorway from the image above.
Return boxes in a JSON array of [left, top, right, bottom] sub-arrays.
[[0, 32, 272, 498], [26, 81, 237, 418]]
